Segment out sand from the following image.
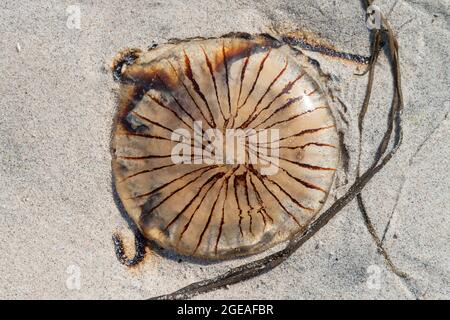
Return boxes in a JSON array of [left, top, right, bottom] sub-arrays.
[[0, 0, 448, 299]]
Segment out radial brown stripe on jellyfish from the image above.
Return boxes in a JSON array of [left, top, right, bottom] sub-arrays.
[[111, 34, 340, 259]]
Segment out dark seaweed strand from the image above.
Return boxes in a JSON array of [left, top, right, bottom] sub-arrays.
[[282, 36, 370, 65], [149, 3, 404, 299], [355, 2, 409, 280]]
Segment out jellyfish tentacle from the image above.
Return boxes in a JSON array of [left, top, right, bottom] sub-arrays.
[[112, 231, 147, 267]]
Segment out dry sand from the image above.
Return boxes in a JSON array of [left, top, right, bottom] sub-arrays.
[[0, 0, 448, 299]]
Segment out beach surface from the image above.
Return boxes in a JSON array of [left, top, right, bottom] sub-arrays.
[[0, 0, 448, 299]]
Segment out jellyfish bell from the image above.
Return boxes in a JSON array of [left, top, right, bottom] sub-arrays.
[[111, 34, 339, 259]]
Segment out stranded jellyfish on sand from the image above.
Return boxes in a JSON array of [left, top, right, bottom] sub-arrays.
[[111, 33, 340, 260]]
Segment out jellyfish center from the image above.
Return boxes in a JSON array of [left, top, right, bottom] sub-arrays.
[[171, 120, 279, 175]]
